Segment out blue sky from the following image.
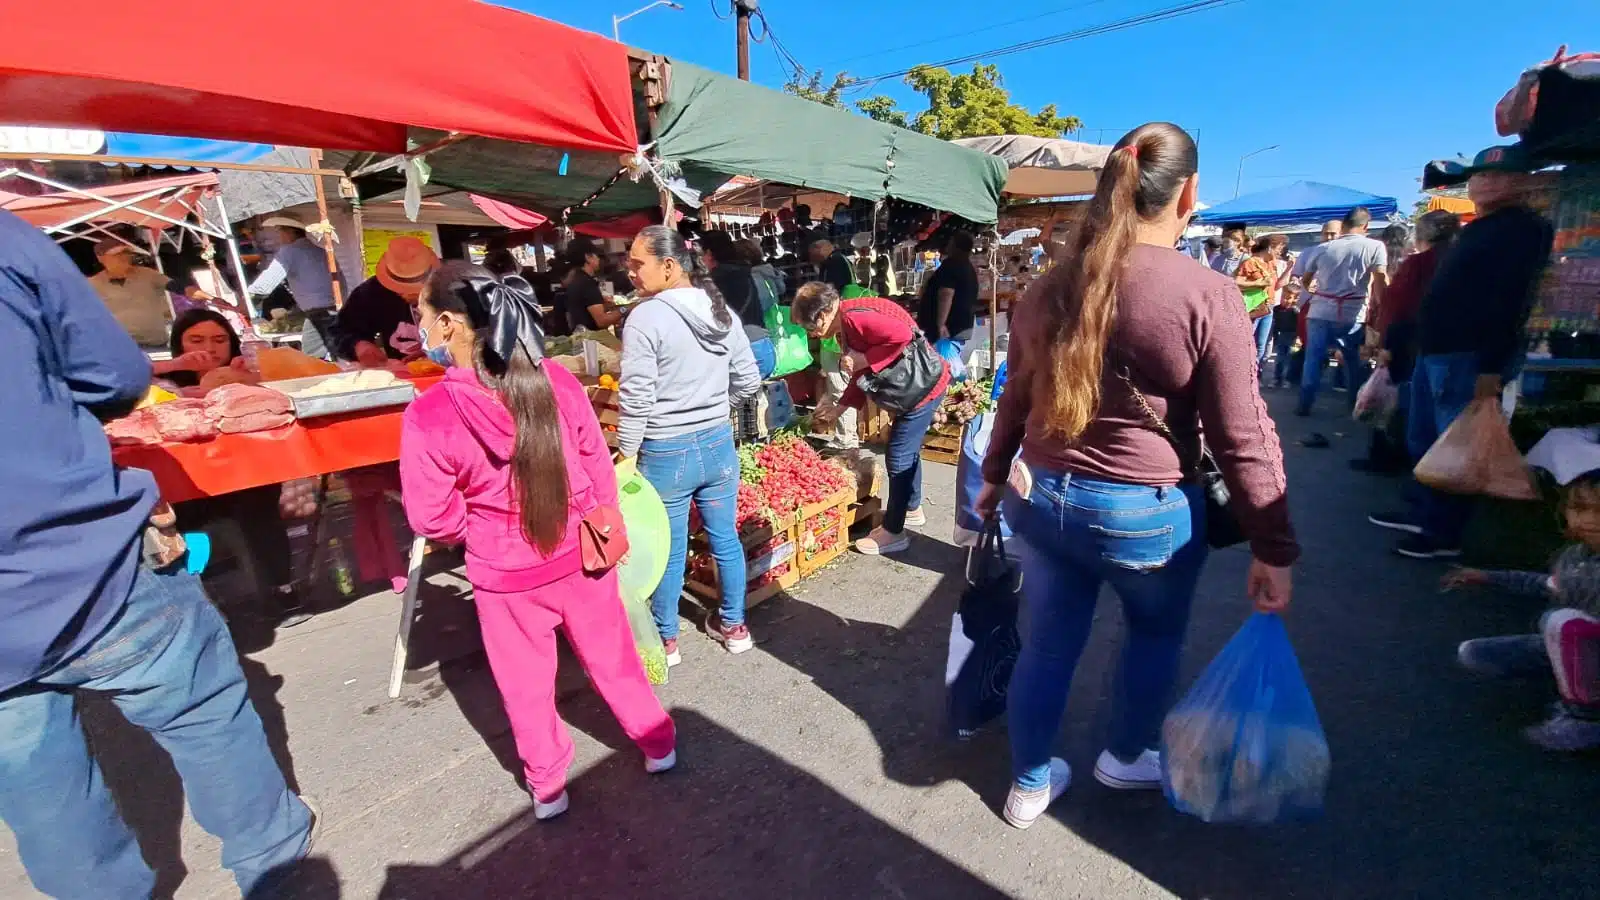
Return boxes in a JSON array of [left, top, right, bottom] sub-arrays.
[[515, 0, 1596, 207]]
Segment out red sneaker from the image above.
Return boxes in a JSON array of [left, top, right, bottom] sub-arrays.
[[705, 616, 754, 654]]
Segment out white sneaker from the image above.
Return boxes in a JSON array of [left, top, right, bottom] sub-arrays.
[[1003, 758, 1071, 829], [903, 507, 927, 528], [663, 638, 682, 668], [645, 749, 677, 774], [1093, 749, 1163, 790], [855, 526, 910, 555], [533, 791, 569, 821]]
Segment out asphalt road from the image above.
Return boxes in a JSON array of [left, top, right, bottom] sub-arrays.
[[2, 389, 1596, 899]]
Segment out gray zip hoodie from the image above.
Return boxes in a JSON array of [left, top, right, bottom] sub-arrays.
[[617, 286, 761, 458]]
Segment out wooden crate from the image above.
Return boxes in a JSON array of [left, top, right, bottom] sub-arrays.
[[858, 399, 892, 443], [686, 518, 799, 609], [921, 425, 962, 465], [850, 496, 883, 532], [796, 486, 854, 577]]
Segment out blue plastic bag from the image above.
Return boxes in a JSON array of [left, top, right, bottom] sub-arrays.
[[954, 412, 1012, 547], [945, 519, 1021, 740], [1161, 613, 1329, 824], [935, 338, 967, 381]]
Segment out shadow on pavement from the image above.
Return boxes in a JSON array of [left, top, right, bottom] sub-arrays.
[[373, 709, 1009, 899]]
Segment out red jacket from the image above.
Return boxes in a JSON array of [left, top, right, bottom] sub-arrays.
[[1369, 246, 1442, 336], [836, 296, 950, 411]]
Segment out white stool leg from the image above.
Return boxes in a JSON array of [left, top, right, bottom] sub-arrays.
[[388, 535, 429, 698]]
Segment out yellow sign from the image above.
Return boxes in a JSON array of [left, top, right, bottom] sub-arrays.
[[363, 228, 437, 278]]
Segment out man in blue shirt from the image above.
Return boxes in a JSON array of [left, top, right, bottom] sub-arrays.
[[0, 210, 315, 897]]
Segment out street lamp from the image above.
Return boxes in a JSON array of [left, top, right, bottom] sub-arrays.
[[613, 1, 683, 41], [1234, 144, 1280, 198]]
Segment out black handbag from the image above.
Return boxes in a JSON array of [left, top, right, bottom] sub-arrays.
[[945, 517, 1022, 740], [1115, 367, 1247, 549], [855, 320, 945, 415]]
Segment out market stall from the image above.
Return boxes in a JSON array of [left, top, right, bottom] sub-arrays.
[[1191, 180, 1400, 228]]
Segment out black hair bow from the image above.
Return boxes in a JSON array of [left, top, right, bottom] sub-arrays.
[[462, 274, 546, 368]]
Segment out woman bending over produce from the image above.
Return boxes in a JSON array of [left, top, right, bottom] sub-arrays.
[[162, 309, 309, 626], [618, 226, 762, 666], [795, 283, 950, 556], [400, 262, 675, 821]]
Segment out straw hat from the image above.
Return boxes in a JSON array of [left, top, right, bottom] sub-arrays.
[[376, 236, 439, 299], [261, 214, 307, 231]]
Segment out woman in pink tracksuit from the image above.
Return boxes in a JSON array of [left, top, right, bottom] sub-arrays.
[[399, 261, 675, 821]]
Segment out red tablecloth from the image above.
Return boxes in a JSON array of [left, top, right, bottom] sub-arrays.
[[112, 376, 441, 503]]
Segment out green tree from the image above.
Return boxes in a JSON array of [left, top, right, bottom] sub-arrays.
[[785, 63, 1078, 140], [902, 64, 1080, 140], [855, 95, 908, 129], [783, 71, 849, 109]]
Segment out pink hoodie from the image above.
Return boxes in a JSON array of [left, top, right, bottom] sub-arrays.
[[399, 364, 618, 593]]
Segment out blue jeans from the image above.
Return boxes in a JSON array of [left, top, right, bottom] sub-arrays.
[[1407, 352, 1481, 548], [640, 423, 745, 638], [1272, 331, 1297, 384], [1252, 314, 1273, 367], [885, 397, 939, 533], [1298, 318, 1340, 411], [0, 565, 311, 899], [1003, 470, 1208, 790], [749, 337, 776, 380]]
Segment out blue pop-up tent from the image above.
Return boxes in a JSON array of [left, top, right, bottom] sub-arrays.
[[1192, 180, 1398, 226]]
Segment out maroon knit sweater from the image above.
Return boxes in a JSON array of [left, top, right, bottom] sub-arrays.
[[982, 244, 1299, 566]]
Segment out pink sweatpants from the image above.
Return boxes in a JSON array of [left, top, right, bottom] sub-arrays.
[[473, 568, 675, 802]]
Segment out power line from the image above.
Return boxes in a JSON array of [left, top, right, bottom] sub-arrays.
[[826, 0, 1122, 68], [841, 0, 1239, 89]]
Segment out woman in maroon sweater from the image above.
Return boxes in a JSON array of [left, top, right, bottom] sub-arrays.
[[796, 286, 950, 555], [975, 122, 1299, 829]]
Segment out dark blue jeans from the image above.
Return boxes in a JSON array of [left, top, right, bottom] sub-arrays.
[[640, 423, 745, 638], [1004, 470, 1208, 790], [1272, 331, 1297, 384], [0, 565, 311, 898], [1406, 352, 1482, 547], [885, 397, 939, 533], [1298, 318, 1348, 411]]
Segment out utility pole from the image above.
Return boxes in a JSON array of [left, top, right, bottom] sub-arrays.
[[734, 0, 757, 81]]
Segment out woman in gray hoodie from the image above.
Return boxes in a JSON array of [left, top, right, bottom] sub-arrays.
[[619, 226, 762, 666]]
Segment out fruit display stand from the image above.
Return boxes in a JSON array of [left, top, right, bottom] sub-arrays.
[[796, 485, 854, 577], [686, 517, 800, 608]]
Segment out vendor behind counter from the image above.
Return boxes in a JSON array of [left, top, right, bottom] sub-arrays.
[[335, 237, 440, 365]]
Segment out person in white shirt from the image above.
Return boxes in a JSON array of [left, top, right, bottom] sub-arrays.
[[1294, 208, 1388, 416]]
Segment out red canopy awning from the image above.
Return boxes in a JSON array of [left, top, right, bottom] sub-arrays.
[[1, 172, 217, 230], [0, 2, 637, 155], [470, 193, 549, 230]]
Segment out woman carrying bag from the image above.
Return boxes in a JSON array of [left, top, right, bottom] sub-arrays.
[[617, 226, 762, 665], [400, 262, 675, 823], [1235, 235, 1283, 368], [973, 123, 1298, 829], [795, 284, 951, 556]]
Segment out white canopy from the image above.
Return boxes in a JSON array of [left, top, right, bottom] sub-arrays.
[[953, 135, 1112, 198]]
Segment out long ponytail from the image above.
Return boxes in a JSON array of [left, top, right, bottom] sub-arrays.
[[423, 261, 570, 556], [1040, 122, 1198, 440]]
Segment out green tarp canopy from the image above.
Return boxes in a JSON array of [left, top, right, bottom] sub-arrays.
[[654, 61, 1006, 225]]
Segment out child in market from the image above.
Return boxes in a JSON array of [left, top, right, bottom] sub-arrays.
[[1450, 476, 1600, 751], [1268, 285, 1301, 389], [399, 262, 675, 820]]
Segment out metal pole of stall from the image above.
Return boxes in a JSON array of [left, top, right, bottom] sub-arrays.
[[211, 192, 259, 321]]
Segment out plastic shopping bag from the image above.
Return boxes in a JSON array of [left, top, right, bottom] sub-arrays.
[[954, 412, 1012, 547], [935, 338, 968, 381], [764, 304, 814, 378], [615, 463, 671, 684], [1162, 613, 1330, 824], [1352, 365, 1399, 428], [1413, 396, 1537, 500], [946, 518, 1022, 740]]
